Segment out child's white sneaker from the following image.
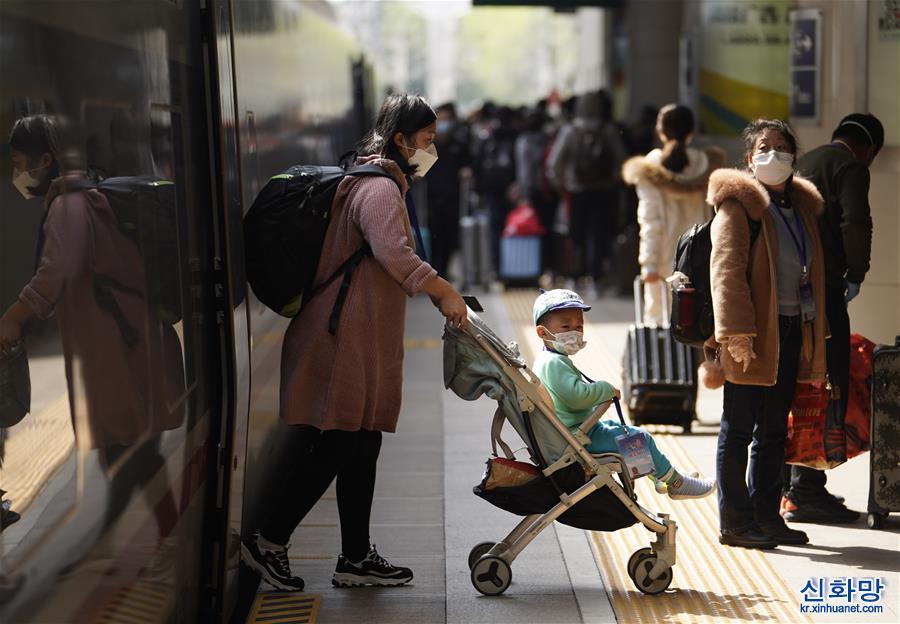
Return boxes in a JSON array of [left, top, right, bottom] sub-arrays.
[[653, 471, 699, 494], [667, 473, 716, 500]]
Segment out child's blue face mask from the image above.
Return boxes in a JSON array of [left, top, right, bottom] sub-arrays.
[[542, 329, 586, 356]]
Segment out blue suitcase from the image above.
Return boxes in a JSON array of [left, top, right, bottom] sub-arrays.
[[499, 236, 541, 285]]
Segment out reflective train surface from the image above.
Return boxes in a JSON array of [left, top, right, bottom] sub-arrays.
[[0, 1, 375, 621]]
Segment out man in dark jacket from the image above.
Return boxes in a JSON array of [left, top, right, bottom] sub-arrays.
[[783, 113, 884, 524]]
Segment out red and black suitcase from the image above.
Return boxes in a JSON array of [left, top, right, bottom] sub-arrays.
[[866, 335, 900, 529], [622, 277, 697, 433]]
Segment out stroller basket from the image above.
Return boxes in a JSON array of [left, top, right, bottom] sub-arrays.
[[474, 461, 638, 532]]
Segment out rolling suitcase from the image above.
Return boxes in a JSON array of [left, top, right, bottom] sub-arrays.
[[622, 276, 697, 432], [866, 335, 900, 529], [459, 178, 493, 290], [499, 236, 541, 286]]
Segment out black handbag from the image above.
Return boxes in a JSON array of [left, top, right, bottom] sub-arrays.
[[0, 343, 31, 428]]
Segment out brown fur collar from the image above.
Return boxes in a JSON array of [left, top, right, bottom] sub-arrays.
[[707, 168, 824, 221], [621, 146, 726, 196]]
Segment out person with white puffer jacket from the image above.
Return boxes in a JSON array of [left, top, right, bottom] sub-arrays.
[[622, 104, 725, 325]]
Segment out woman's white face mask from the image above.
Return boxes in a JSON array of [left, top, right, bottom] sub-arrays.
[[751, 150, 794, 186], [404, 142, 438, 177], [11, 166, 46, 200], [542, 329, 586, 356]]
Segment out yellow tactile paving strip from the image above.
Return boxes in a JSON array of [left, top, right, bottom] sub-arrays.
[[0, 392, 75, 514], [246, 593, 320, 624], [502, 290, 811, 624], [95, 577, 172, 624]]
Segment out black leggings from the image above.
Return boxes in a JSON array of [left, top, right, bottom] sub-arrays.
[[261, 426, 382, 561]]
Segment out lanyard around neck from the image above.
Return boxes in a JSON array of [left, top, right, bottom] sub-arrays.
[[772, 202, 807, 271]]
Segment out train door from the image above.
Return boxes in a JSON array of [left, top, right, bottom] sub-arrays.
[[201, 0, 253, 619]]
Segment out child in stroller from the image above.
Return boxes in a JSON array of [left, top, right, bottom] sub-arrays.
[[532, 289, 716, 499], [443, 296, 700, 597]]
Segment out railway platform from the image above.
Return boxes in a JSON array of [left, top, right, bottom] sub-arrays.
[[244, 290, 899, 624]]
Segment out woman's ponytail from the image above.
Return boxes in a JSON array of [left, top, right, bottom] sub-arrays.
[[656, 104, 695, 173], [660, 138, 689, 173]]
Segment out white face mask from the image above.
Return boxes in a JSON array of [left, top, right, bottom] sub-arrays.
[[751, 150, 794, 186], [405, 143, 438, 177], [543, 329, 586, 356], [12, 167, 43, 199]]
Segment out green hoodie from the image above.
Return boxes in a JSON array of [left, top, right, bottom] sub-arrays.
[[533, 349, 616, 431]]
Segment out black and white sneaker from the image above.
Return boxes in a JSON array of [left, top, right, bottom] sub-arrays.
[[332, 545, 413, 587], [240, 532, 305, 592]]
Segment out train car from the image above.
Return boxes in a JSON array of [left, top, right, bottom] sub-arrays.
[[0, 1, 374, 621]]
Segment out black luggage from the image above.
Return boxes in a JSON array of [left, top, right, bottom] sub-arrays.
[[866, 335, 900, 529], [622, 277, 697, 432]]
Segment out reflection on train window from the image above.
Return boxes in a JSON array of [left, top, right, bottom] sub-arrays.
[[82, 101, 143, 179], [1, 99, 77, 566], [149, 105, 197, 403]]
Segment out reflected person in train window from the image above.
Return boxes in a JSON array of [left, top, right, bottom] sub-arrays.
[[0, 115, 185, 544], [241, 94, 468, 592]]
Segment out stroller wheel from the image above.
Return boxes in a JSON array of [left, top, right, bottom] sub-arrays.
[[628, 550, 673, 595], [470, 555, 512, 596], [627, 547, 652, 574], [468, 541, 496, 570]]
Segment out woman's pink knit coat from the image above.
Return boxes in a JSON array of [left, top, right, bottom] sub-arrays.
[[279, 156, 437, 432]]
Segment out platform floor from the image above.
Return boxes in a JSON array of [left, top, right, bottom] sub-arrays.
[[262, 290, 899, 624]]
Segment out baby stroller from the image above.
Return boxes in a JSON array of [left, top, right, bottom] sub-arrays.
[[443, 305, 678, 596]]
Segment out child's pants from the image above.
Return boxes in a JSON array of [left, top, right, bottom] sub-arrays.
[[584, 421, 672, 479]]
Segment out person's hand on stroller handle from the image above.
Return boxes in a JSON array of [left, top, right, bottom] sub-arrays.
[[424, 276, 468, 329]]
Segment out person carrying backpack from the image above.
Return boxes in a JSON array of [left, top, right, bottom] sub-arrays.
[[546, 91, 626, 294], [240, 94, 467, 592], [622, 104, 724, 324], [1, 115, 185, 538], [706, 119, 827, 550]]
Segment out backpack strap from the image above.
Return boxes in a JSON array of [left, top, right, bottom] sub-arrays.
[[302, 164, 401, 335], [344, 164, 403, 191], [305, 243, 372, 336]]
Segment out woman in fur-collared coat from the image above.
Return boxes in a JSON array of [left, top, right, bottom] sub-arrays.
[[622, 104, 725, 323], [707, 119, 827, 551]]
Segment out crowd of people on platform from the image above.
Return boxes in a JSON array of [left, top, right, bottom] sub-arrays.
[[421, 91, 658, 296]]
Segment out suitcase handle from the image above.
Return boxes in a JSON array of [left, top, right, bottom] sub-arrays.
[[459, 177, 472, 218], [632, 275, 670, 327]]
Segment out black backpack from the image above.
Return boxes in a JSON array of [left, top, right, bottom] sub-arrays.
[[670, 215, 760, 346], [572, 125, 614, 187], [243, 158, 398, 334], [70, 175, 182, 326]]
